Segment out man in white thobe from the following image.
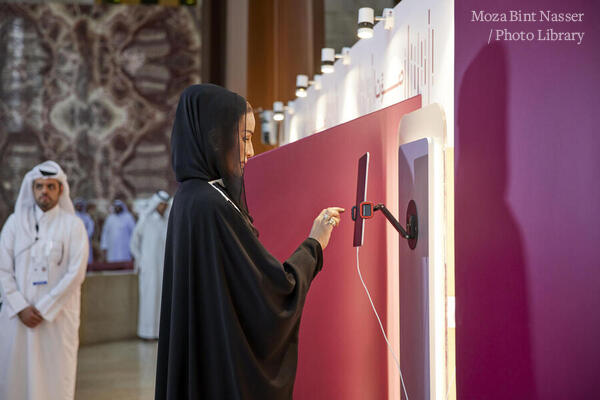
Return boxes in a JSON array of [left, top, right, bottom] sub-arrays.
[[130, 190, 170, 339], [74, 198, 94, 264], [100, 199, 135, 262], [0, 161, 88, 400]]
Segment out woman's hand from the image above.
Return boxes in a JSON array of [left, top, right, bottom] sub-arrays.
[[309, 207, 345, 250]]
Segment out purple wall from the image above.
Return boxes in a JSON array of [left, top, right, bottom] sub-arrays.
[[455, 1, 600, 399]]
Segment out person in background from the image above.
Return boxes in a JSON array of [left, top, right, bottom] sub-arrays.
[[74, 198, 94, 264], [130, 190, 171, 340], [0, 161, 88, 400], [100, 199, 135, 263], [86, 202, 102, 263]]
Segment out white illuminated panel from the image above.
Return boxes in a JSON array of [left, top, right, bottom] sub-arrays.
[[284, 0, 454, 146], [398, 104, 449, 400]]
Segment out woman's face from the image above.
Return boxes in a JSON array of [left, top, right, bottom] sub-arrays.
[[239, 111, 255, 168]]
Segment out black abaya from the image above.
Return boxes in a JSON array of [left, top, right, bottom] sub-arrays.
[[155, 85, 323, 400]]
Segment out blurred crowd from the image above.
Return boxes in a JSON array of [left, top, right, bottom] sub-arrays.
[[72, 195, 170, 266]]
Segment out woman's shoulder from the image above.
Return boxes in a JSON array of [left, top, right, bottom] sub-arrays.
[[176, 179, 236, 215], [173, 180, 258, 239]]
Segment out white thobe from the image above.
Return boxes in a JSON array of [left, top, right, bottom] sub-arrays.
[[130, 210, 168, 339], [100, 212, 135, 262], [0, 205, 88, 400], [75, 211, 94, 264]]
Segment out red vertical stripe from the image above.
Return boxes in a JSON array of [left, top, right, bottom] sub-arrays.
[[404, 60, 408, 97], [428, 11, 431, 100], [432, 29, 435, 75], [428, 10, 431, 98], [417, 33, 420, 68]]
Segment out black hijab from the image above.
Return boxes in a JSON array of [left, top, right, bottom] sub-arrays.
[[156, 84, 324, 400], [171, 83, 255, 229]]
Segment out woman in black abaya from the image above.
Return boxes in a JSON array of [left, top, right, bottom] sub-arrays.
[[155, 84, 344, 400]]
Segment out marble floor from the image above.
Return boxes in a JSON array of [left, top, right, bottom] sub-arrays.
[[76, 340, 158, 400]]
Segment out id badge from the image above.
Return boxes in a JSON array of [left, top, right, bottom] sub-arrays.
[[31, 262, 49, 286], [30, 240, 61, 286]]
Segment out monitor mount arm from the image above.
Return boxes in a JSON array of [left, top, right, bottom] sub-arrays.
[[352, 200, 419, 249], [373, 204, 413, 239]]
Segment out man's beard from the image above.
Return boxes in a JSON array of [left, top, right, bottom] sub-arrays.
[[36, 196, 57, 211]]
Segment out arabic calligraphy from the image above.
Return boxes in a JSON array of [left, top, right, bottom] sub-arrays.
[[375, 70, 405, 98]]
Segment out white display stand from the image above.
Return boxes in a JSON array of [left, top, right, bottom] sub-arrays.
[[397, 104, 449, 400]]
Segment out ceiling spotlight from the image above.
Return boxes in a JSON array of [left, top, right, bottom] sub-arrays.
[[295, 74, 320, 98], [321, 48, 335, 74], [295, 74, 309, 98], [358, 8, 375, 38], [260, 110, 277, 145], [357, 7, 394, 39], [273, 101, 285, 121], [321, 47, 351, 74]]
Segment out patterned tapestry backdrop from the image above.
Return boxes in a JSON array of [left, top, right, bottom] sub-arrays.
[[0, 3, 202, 225]]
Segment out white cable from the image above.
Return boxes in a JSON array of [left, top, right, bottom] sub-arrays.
[[356, 247, 409, 400]]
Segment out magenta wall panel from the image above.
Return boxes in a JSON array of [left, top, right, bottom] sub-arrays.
[[455, 0, 600, 398], [244, 96, 421, 399]]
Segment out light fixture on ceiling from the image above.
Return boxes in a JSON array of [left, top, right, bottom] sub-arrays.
[[321, 47, 351, 74], [357, 7, 394, 39], [273, 101, 285, 121], [259, 110, 276, 145], [295, 74, 309, 97], [321, 48, 335, 74]]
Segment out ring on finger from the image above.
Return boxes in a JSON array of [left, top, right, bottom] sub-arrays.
[[327, 218, 336, 226]]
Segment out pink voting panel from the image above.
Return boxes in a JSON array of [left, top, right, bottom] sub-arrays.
[[353, 152, 370, 247], [243, 95, 421, 399]]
